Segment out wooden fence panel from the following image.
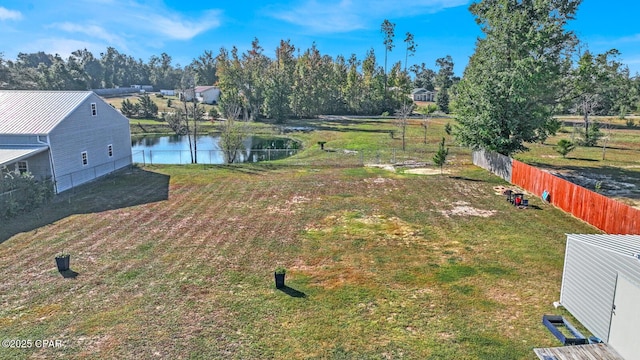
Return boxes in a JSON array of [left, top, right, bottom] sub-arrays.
[[511, 160, 639, 235]]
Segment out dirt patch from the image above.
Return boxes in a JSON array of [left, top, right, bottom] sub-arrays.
[[440, 201, 496, 218], [366, 163, 448, 175], [404, 168, 449, 175]]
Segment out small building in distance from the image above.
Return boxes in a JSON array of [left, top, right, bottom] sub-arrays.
[[0, 91, 132, 193], [411, 88, 437, 102], [178, 86, 220, 105]]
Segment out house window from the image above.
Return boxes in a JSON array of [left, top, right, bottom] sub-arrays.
[[16, 161, 28, 174], [108, 144, 113, 158], [81, 151, 88, 166], [91, 103, 97, 116]]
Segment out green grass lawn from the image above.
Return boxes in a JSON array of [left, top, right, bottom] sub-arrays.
[[4, 114, 635, 359], [0, 160, 598, 359]]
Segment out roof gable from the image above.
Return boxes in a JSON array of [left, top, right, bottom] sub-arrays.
[[0, 91, 93, 135]]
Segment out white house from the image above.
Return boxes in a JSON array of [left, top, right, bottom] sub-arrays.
[[558, 234, 640, 360], [179, 86, 221, 104], [411, 88, 437, 102], [0, 91, 132, 193], [194, 86, 220, 105]]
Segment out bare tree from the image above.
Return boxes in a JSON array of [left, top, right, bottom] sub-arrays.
[[218, 99, 247, 164], [395, 103, 415, 151], [178, 72, 205, 164], [417, 104, 437, 144], [601, 119, 613, 160]]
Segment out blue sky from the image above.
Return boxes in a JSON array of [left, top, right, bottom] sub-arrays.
[[1, 0, 639, 76]]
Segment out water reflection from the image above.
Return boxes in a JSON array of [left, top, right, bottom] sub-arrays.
[[131, 135, 299, 164]]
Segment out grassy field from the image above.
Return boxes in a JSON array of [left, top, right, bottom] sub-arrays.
[[1, 115, 636, 359], [1, 168, 597, 357]]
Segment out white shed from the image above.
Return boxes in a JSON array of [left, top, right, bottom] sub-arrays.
[[559, 234, 640, 360]]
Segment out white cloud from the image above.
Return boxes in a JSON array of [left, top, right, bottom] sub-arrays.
[[22, 38, 104, 58], [270, 1, 366, 33], [38, 2, 223, 55], [50, 22, 125, 47], [270, 0, 469, 33], [0, 6, 22, 21], [142, 10, 222, 40]]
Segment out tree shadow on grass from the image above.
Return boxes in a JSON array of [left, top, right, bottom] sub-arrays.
[[449, 176, 484, 182], [206, 163, 289, 175], [277, 285, 307, 298], [0, 167, 170, 244]]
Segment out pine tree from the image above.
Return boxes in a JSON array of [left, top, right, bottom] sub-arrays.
[[433, 137, 449, 174]]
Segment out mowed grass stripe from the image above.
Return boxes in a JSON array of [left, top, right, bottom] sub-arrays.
[[0, 164, 599, 359]]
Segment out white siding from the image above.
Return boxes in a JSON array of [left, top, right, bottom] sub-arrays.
[[0, 135, 42, 145], [49, 93, 131, 192], [560, 234, 640, 342]]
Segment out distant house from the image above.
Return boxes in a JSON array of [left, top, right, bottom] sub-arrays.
[[160, 89, 175, 96], [411, 88, 437, 102], [178, 86, 221, 105], [0, 91, 132, 193], [131, 85, 154, 92], [195, 86, 220, 105]]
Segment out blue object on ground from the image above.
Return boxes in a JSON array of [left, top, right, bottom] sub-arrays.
[[542, 315, 588, 346]]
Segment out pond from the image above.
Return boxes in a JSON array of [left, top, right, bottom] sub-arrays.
[[131, 135, 299, 164]]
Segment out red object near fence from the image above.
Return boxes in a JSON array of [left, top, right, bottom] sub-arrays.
[[511, 160, 640, 235]]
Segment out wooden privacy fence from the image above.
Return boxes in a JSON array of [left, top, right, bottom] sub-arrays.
[[472, 150, 639, 234], [511, 160, 640, 235]]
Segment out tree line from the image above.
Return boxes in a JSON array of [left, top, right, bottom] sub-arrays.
[[0, 30, 457, 121], [1, 1, 639, 156]]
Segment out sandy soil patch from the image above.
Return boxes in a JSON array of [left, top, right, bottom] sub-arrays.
[[404, 168, 449, 175], [440, 201, 496, 218]]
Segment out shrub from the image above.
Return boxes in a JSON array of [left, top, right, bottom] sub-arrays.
[[0, 167, 54, 219], [555, 139, 576, 158], [444, 122, 452, 135], [626, 118, 636, 128], [576, 121, 602, 147]]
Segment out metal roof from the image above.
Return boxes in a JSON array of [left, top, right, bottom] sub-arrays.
[[194, 86, 218, 93], [0, 91, 93, 135], [0, 146, 49, 166], [566, 234, 640, 258]]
